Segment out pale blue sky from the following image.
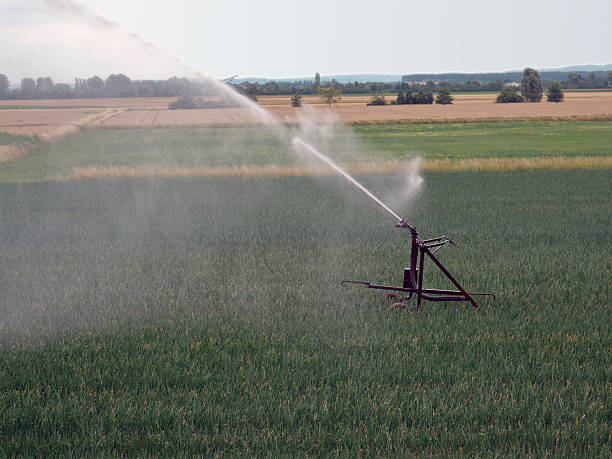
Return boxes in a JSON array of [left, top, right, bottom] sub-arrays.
[[1, 0, 611, 82]]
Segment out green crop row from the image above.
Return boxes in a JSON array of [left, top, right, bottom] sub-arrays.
[[1, 121, 611, 183], [1, 170, 610, 455]]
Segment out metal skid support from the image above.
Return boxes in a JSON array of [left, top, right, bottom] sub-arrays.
[[341, 220, 495, 309]]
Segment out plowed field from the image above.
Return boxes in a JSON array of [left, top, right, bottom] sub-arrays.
[[1, 92, 611, 136]]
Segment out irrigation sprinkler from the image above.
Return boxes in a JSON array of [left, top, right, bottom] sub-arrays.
[[341, 219, 495, 310], [290, 136, 494, 310]]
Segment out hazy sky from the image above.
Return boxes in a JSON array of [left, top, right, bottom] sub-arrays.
[[1, 0, 611, 82]]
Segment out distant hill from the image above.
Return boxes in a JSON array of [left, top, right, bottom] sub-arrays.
[[402, 66, 612, 84], [233, 74, 404, 85], [234, 64, 612, 85]]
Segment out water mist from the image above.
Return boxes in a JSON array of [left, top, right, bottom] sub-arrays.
[[1, 1, 425, 341]]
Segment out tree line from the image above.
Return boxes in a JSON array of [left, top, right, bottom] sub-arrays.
[[1, 69, 611, 100], [0, 74, 226, 100], [235, 71, 612, 96]]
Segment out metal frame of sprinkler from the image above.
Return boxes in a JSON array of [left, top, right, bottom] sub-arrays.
[[342, 219, 495, 310], [290, 136, 493, 310]]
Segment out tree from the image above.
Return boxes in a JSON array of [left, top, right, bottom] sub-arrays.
[[318, 87, 342, 107], [0, 74, 9, 95], [568, 72, 583, 88], [36, 77, 54, 91], [586, 72, 601, 89], [20, 77, 36, 98], [290, 93, 302, 107], [520, 67, 543, 102], [105, 73, 133, 97], [435, 87, 453, 105], [86, 75, 105, 97], [367, 94, 387, 106], [395, 90, 405, 105], [546, 82, 564, 102], [21, 77, 35, 91], [52, 83, 72, 98], [496, 85, 523, 103]]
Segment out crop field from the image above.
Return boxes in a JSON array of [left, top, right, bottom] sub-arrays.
[[1, 164, 610, 455], [97, 93, 612, 127], [0, 91, 611, 137], [1, 118, 611, 455], [0, 108, 107, 136], [1, 120, 611, 183]]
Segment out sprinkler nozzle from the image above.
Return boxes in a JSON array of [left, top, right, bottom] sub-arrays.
[[395, 220, 415, 231]]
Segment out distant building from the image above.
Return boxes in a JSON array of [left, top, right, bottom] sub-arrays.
[[504, 82, 520, 88]]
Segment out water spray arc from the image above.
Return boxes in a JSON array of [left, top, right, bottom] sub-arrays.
[[292, 138, 402, 221]]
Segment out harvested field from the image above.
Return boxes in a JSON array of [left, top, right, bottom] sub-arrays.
[[96, 92, 612, 128], [100, 107, 263, 127], [66, 156, 612, 181], [0, 108, 103, 135], [327, 97, 612, 124], [1, 92, 611, 134], [0, 108, 119, 136], [0, 97, 176, 109]]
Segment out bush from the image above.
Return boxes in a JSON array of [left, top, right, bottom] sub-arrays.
[[290, 93, 302, 107], [496, 86, 524, 103], [394, 90, 434, 105], [367, 94, 387, 106], [412, 90, 434, 104], [546, 82, 564, 102], [168, 96, 203, 110], [435, 87, 453, 105]]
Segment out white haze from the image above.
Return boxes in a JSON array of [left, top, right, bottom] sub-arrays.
[[1, 0, 424, 340]]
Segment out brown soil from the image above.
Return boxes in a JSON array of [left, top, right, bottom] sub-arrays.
[[100, 92, 612, 128], [1, 92, 611, 136], [0, 108, 107, 135]]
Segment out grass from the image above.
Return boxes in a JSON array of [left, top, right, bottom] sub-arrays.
[[1, 170, 611, 455], [0, 133, 40, 162], [355, 120, 612, 160], [1, 121, 612, 183], [0, 132, 38, 146], [63, 156, 612, 181]]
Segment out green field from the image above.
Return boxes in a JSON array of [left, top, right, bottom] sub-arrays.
[[356, 121, 612, 159], [2, 121, 611, 183], [1, 122, 611, 455]]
